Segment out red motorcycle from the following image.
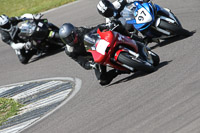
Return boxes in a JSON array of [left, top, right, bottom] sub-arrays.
[[85, 29, 160, 73]]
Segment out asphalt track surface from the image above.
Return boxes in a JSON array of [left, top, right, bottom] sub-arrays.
[[0, 0, 200, 132]]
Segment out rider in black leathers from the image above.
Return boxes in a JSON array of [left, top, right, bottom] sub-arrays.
[[0, 14, 62, 64], [59, 23, 130, 85]]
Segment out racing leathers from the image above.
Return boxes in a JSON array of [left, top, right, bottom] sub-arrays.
[[105, 0, 149, 42], [0, 16, 35, 64], [0, 17, 25, 47], [112, 0, 149, 15], [0, 17, 32, 50]]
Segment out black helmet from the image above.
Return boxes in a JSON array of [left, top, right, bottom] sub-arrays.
[[59, 23, 78, 46], [97, 0, 116, 18], [0, 14, 11, 30]]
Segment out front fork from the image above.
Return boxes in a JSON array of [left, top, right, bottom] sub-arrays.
[[114, 46, 153, 66]]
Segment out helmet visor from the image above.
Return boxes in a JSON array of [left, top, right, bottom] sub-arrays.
[[1, 22, 11, 30], [61, 31, 77, 46]]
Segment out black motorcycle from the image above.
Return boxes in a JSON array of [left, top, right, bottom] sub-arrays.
[[17, 14, 64, 64]]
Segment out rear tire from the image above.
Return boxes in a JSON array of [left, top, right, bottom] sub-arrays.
[[117, 52, 155, 73], [159, 20, 191, 37]]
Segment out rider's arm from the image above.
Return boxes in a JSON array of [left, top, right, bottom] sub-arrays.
[[113, 0, 127, 13], [113, 0, 150, 15], [9, 17, 23, 25], [0, 30, 12, 45], [83, 23, 108, 44], [0, 30, 31, 49]]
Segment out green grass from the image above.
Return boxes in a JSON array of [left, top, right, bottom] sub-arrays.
[[0, 98, 23, 126], [0, 0, 75, 17]]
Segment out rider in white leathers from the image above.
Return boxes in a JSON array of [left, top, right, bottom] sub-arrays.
[[0, 14, 38, 63]]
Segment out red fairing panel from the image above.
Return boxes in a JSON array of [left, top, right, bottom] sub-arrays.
[[89, 29, 117, 63], [97, 29, 116, 45], [88, 48, 105, 63]]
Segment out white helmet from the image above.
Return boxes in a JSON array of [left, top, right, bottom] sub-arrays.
[[0, 15, 9, 27]]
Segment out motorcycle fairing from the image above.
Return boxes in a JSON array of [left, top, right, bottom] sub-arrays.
[[19, 19, 49, 41], [96, 39, 110, 55], [32, 20, 49, 40], [127, 1, 155, 31], [19, 21, 37, 37], [155, 4, 170, 18], [155, 4, 181, 26], [88, 29, 116, 63], [89, 29, 139, 70]]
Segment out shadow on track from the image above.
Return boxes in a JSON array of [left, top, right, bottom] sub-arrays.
[[150, 30, 196, 50], [28, 47, 65, 64], [106, 60, 172, 87]]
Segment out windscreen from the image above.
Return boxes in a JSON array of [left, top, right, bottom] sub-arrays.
[[19, 21, 36, 37]]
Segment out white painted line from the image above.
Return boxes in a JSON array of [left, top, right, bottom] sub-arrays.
[[0, 118, 39, 133], [19, 78, 82, 133], [19, 89, 72, 114], [0, 77, 81, 133], [0, 77, 74, 88], [12, 81, 63, 101], [0, 86, 20, 95]]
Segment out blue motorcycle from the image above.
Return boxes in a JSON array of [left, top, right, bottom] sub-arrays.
[[121, 1, 191, 43]]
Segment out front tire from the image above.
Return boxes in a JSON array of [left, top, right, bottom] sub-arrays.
[[17, 49, 35, 64], [149, 51, 160, 66], [159, 20, 191, 37], [117, 52, 155, 73]]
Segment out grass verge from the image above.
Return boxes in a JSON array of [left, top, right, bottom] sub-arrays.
[[0, 98, 23, 126], [0, 0, 76, 17]]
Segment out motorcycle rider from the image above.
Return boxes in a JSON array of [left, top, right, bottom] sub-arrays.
[[0, 14, 35, 64], [59, 23, 128, 85], [97, 0, 150, 20], [97, 0, 150, 42]]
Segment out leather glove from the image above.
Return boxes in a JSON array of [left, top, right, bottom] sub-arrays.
[[24, 41, 32, 49]]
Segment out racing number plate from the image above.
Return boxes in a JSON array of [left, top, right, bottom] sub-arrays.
[[96, 39, 110, 55], [135, 7, 152, 24]]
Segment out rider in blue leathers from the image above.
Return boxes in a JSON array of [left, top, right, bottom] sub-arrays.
[[97, 0, 149, 42], [97, 0, 149, 18]]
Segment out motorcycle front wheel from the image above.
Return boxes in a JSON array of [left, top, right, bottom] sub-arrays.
[[17, 49, 35, 64], [117, 52, 155, 73], [148, 51, 160, 66], [159, 19, 191, 37]]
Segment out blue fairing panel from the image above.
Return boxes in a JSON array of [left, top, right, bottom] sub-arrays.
[[126, 1, 155, 31], [155, 4, 170, 17]]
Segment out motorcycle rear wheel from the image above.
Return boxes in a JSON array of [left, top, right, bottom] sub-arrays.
[[159, 20, 191, 37], [117, 52, 155, 73]]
